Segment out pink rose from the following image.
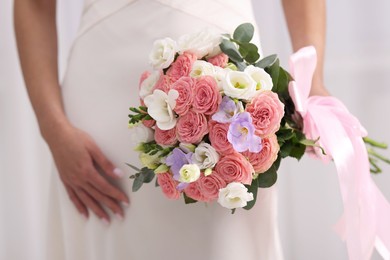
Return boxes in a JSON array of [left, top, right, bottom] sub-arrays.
[[171, 76, 195, 116], [208, 120, 235, 155], [142, 119, 156, 128], [246, 90, 285, 137], [155, 126, 178, 146], [198, 171, 227, 202], [157, 172, 181, 200], [166, 52, 197, 83], [192, 76, 221, 115], [184, 181, 207, 202], [215, 152, 254, 185], [154, 74, 171, 93], [207, 53, 229, 68], [242, 134, 279, 174], [176, 110, 208, 144]]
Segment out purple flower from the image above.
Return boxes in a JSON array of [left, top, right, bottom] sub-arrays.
[[212, 96, 242, 123], [165, 148, 193, 191], [227, 112, 262, 153]]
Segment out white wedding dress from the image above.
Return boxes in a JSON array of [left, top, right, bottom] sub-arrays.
[[46, 0, 284, 259]]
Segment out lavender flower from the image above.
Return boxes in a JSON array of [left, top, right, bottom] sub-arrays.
[[227, 112, 262, 153], [165, 148, 193, 190], [212, 96, 243, 123]]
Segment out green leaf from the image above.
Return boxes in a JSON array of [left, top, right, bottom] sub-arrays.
[[277, 128, 295, 142], [183, 193, 198, 204], [233, 23, 254, 43], [275, 67, 291, 99], [243, 178, 258, 210], [257, 170, 277, 188], [299, 138, 326, 155], [266, 59, 280, 89], [140, 167, 155, 183], [255, 54, 277, 68], [289, 144, 306, 160], [280, 142, 293, 158], [125, 163, 141, 172], [132, 174, 144, 192], [220, 39, 243, 63]]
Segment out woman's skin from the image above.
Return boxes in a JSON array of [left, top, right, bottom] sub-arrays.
[[14, 0, 328, 223]]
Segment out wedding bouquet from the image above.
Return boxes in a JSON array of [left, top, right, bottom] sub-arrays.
[[128, 23, 390, 259], [128, 23, 325, 211], [128, 23, 388, 211]]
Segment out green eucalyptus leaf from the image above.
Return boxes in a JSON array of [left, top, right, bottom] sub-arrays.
[[125, 163, 141, 172], [233, 23, 254, 43], [132, 174, 144, 192], [238, 42, 260, 63], [255, 54, 278, 68], [243, 178, 258, 210], [140, 167, 155, 183], [236, 62, 247, 71], [220, 39, 243, 63]]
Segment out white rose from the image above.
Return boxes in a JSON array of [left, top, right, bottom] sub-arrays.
[[222, 70, 257, 100], [149, 37, 177, 70], [139, 71, 160, 99], [244, 65, 273, 92], [218, 182, 254, 209], [129, 123, 154, 144], [179, 164, 201, 183], [189, 60, 216, 78], [144, 89, 179, 130], [192, 142, 220, 170], [178, 29, 221, 58]]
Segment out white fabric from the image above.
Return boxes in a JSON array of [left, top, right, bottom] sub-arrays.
[[45, 0, 283, 259]]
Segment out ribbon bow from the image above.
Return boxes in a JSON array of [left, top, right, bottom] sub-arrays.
[[288, 46, 390, 260]]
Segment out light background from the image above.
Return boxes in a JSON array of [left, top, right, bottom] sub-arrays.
[[1, 0, 389, 259]]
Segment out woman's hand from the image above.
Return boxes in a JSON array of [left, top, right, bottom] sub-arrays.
[[47, 124, 130, 224]]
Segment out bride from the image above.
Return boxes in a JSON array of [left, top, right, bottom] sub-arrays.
[[14, 0, 327, 259]]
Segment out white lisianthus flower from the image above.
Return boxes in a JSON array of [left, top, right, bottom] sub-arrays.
[[144, 89, 179, 130], [244, 65, 273, 92], [222, 70, 257, 100], [189, 60, 216, 78], [179, 164, 201, 183], [130, 123, 154, 144], [149, 37, 177, 70], [192, 142, 220, 170], [139, 71, 160, 99], [214, 67, 230, 92], [218, 182, 254, 209], [178, 29, 221, 58]]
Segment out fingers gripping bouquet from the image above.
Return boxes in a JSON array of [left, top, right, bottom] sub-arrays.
[[128, 23, 316, 211]]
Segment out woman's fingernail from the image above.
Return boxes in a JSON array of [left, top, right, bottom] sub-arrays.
[[113, 168, 124, 178], [101, 218, 110, 226], [115, 213, 124, 221], [122, 201, 130, 208]]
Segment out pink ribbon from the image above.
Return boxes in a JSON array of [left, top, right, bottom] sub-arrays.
[[288, 46, 390, 260]]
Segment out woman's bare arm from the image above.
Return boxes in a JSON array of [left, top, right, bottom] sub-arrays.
[[14, 0, 129, 223], [282, 0, 329, 96]]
